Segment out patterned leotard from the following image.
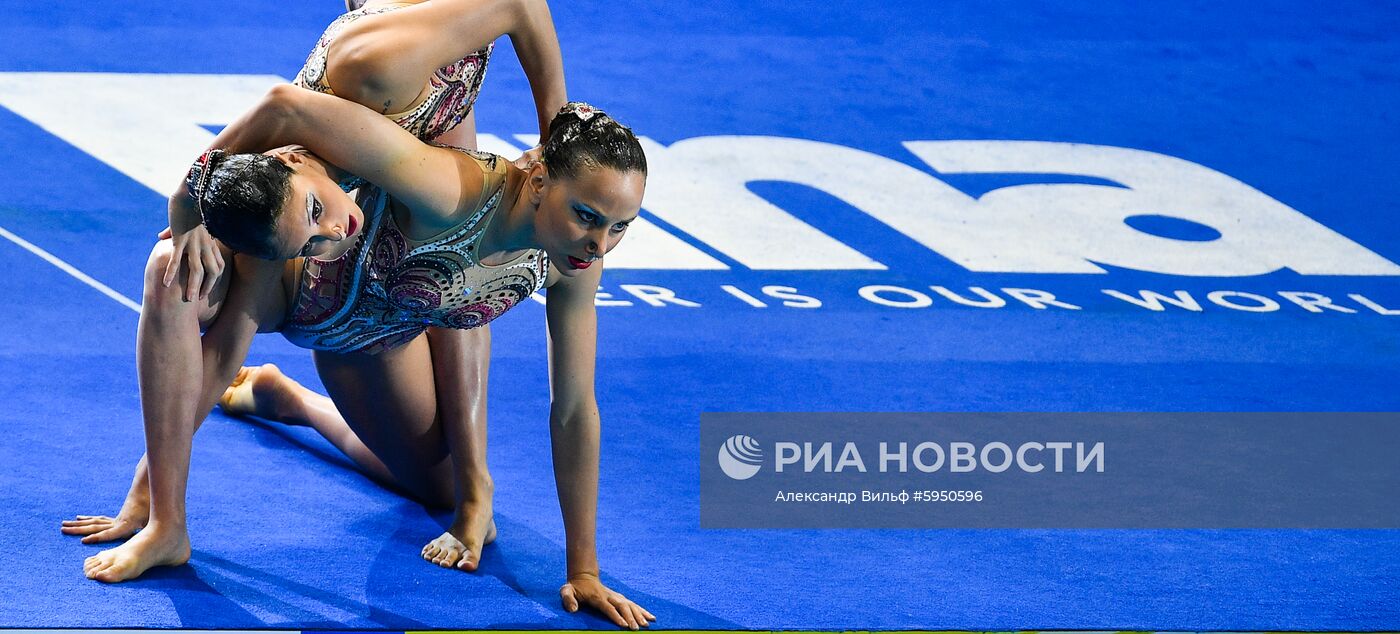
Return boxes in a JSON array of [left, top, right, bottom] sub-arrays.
[[281, 149, 550, 355], [280, 5, 542, 355], [293, 3, 492, 141]]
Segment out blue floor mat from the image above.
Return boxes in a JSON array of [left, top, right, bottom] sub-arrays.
[[0, 0, 1397, 628]]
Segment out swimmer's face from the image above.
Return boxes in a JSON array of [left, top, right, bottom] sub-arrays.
[[268, 153, 363, 261], [528, 162, 645, 276]]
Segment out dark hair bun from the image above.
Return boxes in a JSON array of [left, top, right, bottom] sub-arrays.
[[541, 102, 647, 181], [195, 152, 296, 259]]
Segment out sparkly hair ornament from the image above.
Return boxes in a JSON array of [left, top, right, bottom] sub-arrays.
[[558, 101, 601, 123], [185, 148, 226, 225]]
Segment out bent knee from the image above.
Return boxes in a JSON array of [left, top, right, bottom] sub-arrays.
[[145, 239, 175, 271], [142, 240, 180, 302], [142, 239, 231, 322]]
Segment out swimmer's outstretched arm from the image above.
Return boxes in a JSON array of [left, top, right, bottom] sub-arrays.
[[254, 84, 487, 223], [543, 261, 657, 630], [162, 81, 483, 281]]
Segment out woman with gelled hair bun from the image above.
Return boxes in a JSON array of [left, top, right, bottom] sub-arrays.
[[540, 103, 648, 182], [63, 1, 656, 629], [183, 149, 294, 258]]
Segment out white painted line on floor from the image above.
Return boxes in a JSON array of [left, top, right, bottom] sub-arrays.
[[0, 224, 142, 314]]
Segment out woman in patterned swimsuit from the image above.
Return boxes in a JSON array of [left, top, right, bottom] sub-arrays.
[[62, 1, 656, 628]]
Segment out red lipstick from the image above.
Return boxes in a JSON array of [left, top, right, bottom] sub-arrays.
[[567, 256, 592, 270]]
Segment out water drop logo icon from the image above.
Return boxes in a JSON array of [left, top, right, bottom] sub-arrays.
[[718, 435, 763, 480]]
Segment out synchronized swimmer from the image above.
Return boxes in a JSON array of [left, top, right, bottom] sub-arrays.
[[60, 0, 655, 628]]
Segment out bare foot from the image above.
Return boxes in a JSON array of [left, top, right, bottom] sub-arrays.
[[421, 498, 497, 572], [83, 522, 191, 583], [218, 364, 297, 422]]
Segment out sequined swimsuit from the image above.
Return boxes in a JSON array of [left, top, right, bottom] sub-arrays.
[[281, 150, 550, 355], [293, 3, 492, 141], [281, 5, 545, 355]]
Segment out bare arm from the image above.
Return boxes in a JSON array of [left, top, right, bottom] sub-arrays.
[[544, 263, 656, 629], [508, 0, 569, 139], [544, 263, 603, 580], [258, 84, 484, 224]]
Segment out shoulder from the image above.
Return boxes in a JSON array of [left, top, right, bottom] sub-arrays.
[[431, 144, 515, 203], [431, 143, 507, 172]]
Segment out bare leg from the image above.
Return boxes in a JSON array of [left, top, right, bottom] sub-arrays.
[[78, 242, 208, 580], [75, 245, 283, 583], [420, 324, 495, 571], [219, 363, 395, 486], [312, 336, 452, 505], [222, 323, 497, 571], [62, 244, 245, 546], [418, 110, 498, 571]]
